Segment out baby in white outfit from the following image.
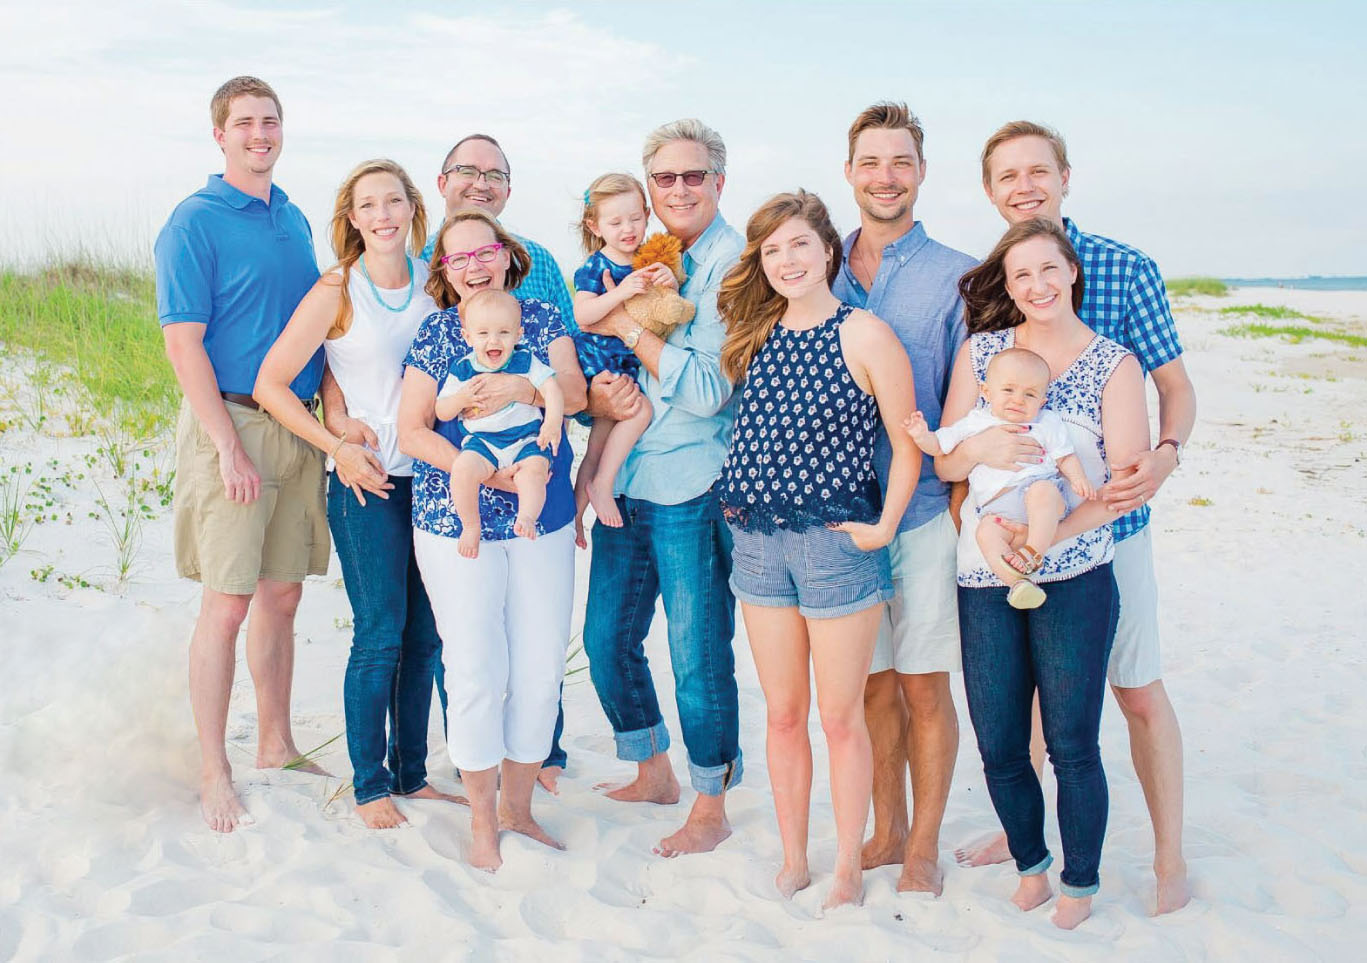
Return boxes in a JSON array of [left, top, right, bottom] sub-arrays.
[[906, 346, 1093, 608]]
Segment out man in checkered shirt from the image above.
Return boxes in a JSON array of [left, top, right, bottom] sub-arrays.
[[955, 120, 1197, 916]]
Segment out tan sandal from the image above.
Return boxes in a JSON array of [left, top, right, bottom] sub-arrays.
[[1003, 544, 1044, 576], [1007, 579, 1047, 610]]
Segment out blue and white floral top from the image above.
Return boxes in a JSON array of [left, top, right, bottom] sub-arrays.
[[957, 327, 1132, 587], [404, 298, 574, 541], [719, 303, 882, 534]]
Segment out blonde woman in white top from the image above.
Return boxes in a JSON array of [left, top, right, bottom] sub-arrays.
[[256, 159, 465, 828]]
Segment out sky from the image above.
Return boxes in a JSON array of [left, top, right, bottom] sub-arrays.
[[0, 0, 1363, 278]]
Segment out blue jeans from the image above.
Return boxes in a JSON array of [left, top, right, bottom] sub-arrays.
[[958, 563, 1119, 898], [583, 488, 742, 795], [328, 475, 441, 805], [435, 671, 567, 769]]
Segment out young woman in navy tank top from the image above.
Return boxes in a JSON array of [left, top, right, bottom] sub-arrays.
[[716, 191, 920, 909]]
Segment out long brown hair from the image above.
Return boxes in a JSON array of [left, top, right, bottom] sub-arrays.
[[718, 190, 843, 382], [327, 159, 428, 337], [959, 218, 1085, 334], [424, 209, 531, 310]]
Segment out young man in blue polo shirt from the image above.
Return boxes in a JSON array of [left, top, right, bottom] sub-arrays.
[[959, 120, 1197, 914], [832, 103, 978, 897], [155, 76, 328, 833]]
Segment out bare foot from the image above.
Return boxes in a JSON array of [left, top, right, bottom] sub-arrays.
[[1155, 862, 1192, 915], [1052, 893, 1092, 929], [458, 528, 480, 558], [586, 478, 622, 527], [258, 746, 331, 776], [398, 785, 469, 807], [822, 869, 865, 910], [860, 829, 908, 870], [537, 766, 562, 795], [1012, 873, 1053, 912], [595, 767, 680, 805], [654, 813, 732, 857], [776, 863, 811, 899], [897, 855, 944, 897], [955, 830, 1012, 867], [200, 770, 247, 833], [513, 515, 539, 540], [498, 808, 566, 851], [469, 817, 502, 873], [357, 795, 407, 829]]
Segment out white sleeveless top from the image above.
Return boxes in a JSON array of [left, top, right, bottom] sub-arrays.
[[957, 327, 1132, 587], [323, 257, 437, 476]]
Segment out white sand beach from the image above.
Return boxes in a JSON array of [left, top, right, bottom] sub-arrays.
[[1, 288, 1364, 961]]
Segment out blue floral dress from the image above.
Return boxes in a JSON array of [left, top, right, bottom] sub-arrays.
[[404, 298, 574, 540]]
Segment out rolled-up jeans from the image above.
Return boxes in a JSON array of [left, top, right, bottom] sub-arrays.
[[958, 563, 1119, 898], [328, 474, 440, 805], [583, 488, 742, 795]]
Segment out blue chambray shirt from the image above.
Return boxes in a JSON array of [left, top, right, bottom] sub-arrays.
[[832, 222, 978, 535], [615, 214, 743, 506], [422, 228, 577, 332], [1065, 218, 1184, 542]]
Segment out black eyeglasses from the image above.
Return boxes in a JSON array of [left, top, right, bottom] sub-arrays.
[[648, 170, 713, 189], [442, 164, 510, 188]]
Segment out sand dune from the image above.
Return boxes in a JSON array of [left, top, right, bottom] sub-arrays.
[[1, 288, 1363, 960]]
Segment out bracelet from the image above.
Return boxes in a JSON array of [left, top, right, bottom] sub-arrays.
[[1156, 437, 1182, 466], [328, 432, 349, 459]]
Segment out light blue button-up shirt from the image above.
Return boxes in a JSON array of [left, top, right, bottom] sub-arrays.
[[616, 214, 743, 505], [832, 222, 977, 534]]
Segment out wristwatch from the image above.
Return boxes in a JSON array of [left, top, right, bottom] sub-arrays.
[[623, 324, 645, 350], [1157, 438, 1182, 466]]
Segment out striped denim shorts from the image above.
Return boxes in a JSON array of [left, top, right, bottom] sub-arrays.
[[727, 522, 893, 619]]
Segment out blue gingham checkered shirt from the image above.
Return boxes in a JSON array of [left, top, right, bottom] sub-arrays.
[[422, 229, 576, 332], [1065, 218, 1183, 542]]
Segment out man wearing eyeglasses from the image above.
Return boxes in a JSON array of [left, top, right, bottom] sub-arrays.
[[580, 118, 745, 858], [420, 133, 576, 331]]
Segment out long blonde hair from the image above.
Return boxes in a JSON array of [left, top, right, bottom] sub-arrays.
[[718, 190, 843, 382], [327, 159, 428, 337], [578, 173, 648, 254]]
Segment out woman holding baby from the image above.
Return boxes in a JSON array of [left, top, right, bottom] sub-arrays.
[[933, 217, 1149, 928], [398, 209, 586, 872]]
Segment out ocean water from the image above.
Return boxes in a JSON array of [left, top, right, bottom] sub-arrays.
[[1224, 276, 1367, 291]]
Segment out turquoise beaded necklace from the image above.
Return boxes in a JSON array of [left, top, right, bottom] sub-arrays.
[[359, 253, 415, 312]]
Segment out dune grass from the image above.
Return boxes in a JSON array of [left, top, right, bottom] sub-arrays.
[[1166, 276, 1228, 297], [1218, 303, 1323, 323], [1219, 322, 1367, 349], [0, 260, 177, 422]]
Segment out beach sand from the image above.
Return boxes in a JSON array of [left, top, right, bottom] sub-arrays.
[[1, 288, 1363, 960]]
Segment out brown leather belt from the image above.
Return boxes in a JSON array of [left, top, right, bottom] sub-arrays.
[[221, 391, 319, 414]]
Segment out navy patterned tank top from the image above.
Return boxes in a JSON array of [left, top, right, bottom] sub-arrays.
[[719, 302, 882, 533]]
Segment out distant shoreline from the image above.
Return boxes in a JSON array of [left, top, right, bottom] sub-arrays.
[[1223, 276, 1367, 292]]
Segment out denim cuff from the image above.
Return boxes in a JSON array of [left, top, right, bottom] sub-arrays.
[[1017, 852, 1053, 877], [354, 788, 391, 806], [688, 751, 743, 796], [613, 719, 671, 762], [1059, 876, 1100, 898], [390, 777, 429, 798]]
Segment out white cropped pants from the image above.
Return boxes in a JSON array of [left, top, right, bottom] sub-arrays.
[[414, 525, 574, 771]]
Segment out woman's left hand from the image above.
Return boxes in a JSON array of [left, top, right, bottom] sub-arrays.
[[470, 372, 533, 413], [828, 520, 893, 552]]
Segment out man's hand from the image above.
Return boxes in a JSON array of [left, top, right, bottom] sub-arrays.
[[965, 424, 1044, 471], [586, 371, 644, 421], [1099, 446, 1177, 514], [217, 440, 261, 505]]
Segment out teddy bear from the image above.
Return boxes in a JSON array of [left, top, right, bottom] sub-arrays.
[[623, 232, 696, 340]]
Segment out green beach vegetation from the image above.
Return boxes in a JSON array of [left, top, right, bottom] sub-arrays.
[[1218, 321, 1367, 349], [1165, 276, 1228, 297], [1218, 303, 1323, 323]]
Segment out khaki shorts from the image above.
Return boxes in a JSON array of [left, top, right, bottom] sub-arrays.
[[173, 399, 329, 595], [870, 509, 961, 675], [1108, 525, 1162, 688]]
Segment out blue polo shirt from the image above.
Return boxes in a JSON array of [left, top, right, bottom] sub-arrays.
[[832, 222, 978, 534], [155, 175, 322, 399]]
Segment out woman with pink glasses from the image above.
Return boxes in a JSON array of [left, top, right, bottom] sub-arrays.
[[398, 209, 586, 872]]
